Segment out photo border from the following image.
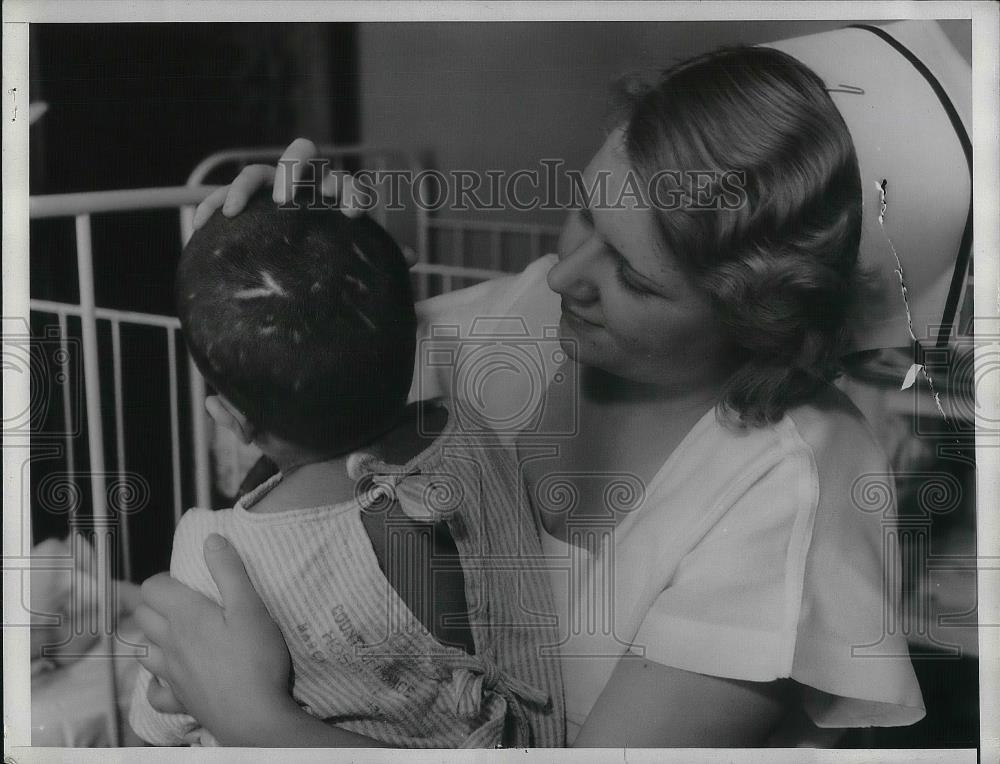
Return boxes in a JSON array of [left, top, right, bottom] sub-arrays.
[[3, 2, 997, 762]]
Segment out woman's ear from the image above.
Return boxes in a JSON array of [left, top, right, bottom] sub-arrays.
[[205, 395, 256, 445]]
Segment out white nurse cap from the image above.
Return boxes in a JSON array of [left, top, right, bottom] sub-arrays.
[[763, 21, 972, 353]]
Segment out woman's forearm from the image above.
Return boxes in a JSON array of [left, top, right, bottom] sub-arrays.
[[215, 695, 388, 748], [571, 654, 789, 747]]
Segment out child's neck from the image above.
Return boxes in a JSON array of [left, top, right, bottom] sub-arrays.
[[247, 403, 448, 514], [247, 453, 357, 513]]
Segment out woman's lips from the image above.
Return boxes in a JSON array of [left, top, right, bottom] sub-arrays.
[[560, 301, 602, 328]]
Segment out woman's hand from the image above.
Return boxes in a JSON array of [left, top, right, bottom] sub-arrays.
[[135, 533, 293, 745], [192, 137, 366, 230]]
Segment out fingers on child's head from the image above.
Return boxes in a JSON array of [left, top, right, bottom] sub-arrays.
[[193, 186, 230, 230], [193, 165, 277, 231], [319, 171, 365, 217], [401, 245, 419, 267], [282, 137, 318, 164], [341, 175, 366, 218], [228, 165, 275, 214], [274, 139, 318, 204]]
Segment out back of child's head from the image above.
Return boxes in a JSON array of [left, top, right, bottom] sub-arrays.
[[177, 191, 416, 453]]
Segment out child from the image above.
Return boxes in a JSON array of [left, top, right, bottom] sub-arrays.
[[128, 192, 564, 748]]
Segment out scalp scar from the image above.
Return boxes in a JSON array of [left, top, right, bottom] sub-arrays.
[[352, 243, 375, 270], [344, 274, 370, 294], [355, 309, 376, 332], [234, 270, 289, 300], [340, 287, 376, 331]]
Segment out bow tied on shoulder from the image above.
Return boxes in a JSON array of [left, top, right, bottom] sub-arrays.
[[347, 452, 464, 521]]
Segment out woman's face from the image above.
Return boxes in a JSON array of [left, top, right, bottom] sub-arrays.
[[547, 129, 736, 392]]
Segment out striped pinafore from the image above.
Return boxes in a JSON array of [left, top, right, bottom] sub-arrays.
[[129, 398, 565, 748]]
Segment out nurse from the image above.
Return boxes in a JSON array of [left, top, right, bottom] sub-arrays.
[[136, 22, 971, 747]]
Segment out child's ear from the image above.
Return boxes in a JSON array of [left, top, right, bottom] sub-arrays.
[[205, 395, 256, 445]]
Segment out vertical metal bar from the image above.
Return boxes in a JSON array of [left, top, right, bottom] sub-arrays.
[[443, 273, 454, 294], [167, 329, 183, 526], [415, 173, 430, 300], [110, 319, 132, 583], [530, 228, 541, 264], [179, 206, 212, 509], [74, 214, 120, 746], [75, 216, 106, 510], [58, 311, 76, 479]]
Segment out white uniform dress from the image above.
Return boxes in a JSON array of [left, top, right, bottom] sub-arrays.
[[413, 254, 925, 744]]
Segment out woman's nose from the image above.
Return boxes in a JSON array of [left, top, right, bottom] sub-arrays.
[[547, 243, 600, 303]]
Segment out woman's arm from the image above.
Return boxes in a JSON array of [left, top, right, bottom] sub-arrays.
[[137, 533, 388, 747], [572, 652, 792, 748]]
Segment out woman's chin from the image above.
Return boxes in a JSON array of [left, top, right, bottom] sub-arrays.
[[557, 322, 588, 364], [557, 321, 601, 369], [557, 332, 577, 358]]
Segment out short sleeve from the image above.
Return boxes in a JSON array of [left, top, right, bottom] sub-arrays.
[[790, 427, 926, 727], [127, 509, 222, 746], [410, 254, 560, 404], [631, 448, 818, 681], [631, 419, 925, 728]]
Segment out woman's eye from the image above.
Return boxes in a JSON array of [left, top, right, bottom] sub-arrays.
[[615, 255, 651, 296]]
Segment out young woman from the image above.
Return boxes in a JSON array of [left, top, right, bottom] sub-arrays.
[[134, 43, 929, 747]]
